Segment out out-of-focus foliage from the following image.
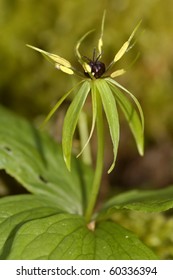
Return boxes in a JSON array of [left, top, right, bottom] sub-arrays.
[[112, 211, 173, 260], [0, 0, 173, 185]]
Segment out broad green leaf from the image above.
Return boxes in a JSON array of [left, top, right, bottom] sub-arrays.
[[62, 81, 90, 171], [108, 82, 144, 156], [0, 106, 93, 214], [0, 195, 157, 260], [0, 194, 61, 259], [97, 185, 173, 220], [95, 79, 119, 173]]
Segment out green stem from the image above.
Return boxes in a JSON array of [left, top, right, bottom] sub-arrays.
[[85, 87, 104, 223], [78, 111, 92, 166]]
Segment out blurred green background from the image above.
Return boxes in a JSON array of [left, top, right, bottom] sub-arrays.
[[0, 0, 173, 258]]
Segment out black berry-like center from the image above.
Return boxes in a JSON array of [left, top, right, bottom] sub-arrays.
[[84, 50, 106, 79], [88, 60, 105, 78]]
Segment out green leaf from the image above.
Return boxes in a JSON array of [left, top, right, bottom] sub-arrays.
[[98, 185, 173, 220], [108, 81, 144, 156], [95, 79, 119, 173], [0, 194, 61, 259], [0, 195, 157, 260], [62, 81, 90, 171], [0, 106, 93, 214]]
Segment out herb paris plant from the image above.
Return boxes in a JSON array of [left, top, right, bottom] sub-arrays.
[[27, 12, 144, 223], [3, 12, 173, 260], [1, 105, 167, 260]]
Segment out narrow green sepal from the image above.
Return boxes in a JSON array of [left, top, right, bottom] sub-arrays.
[[95, 79, 120, 173], [106, 77, 144, 156], [62, 81, 90, 171]]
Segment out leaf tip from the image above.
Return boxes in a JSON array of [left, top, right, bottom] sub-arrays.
[[139, 147, 144, 157], [137, 138, 144, 156], [107, 163, 115, 174], [26, 44, 33, 50], [63, 155, 71, 172]]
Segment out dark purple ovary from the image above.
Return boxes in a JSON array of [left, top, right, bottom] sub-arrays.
[[85, 60, 106, 78]]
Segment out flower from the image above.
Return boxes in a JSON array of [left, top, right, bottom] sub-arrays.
[[27, 11, 144, 173]]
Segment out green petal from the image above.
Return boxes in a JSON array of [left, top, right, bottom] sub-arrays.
[[95, 79, 119, 173], [75, 30, 94, 68], [97, 10, 106, 55], [108, 80, 144, 156], [41, 81, 84, 127], [62, 81, 90, 171]]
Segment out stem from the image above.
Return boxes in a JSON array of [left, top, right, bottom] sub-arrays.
[[78, 111, 92, 166], [85, 88, 104, 223]]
